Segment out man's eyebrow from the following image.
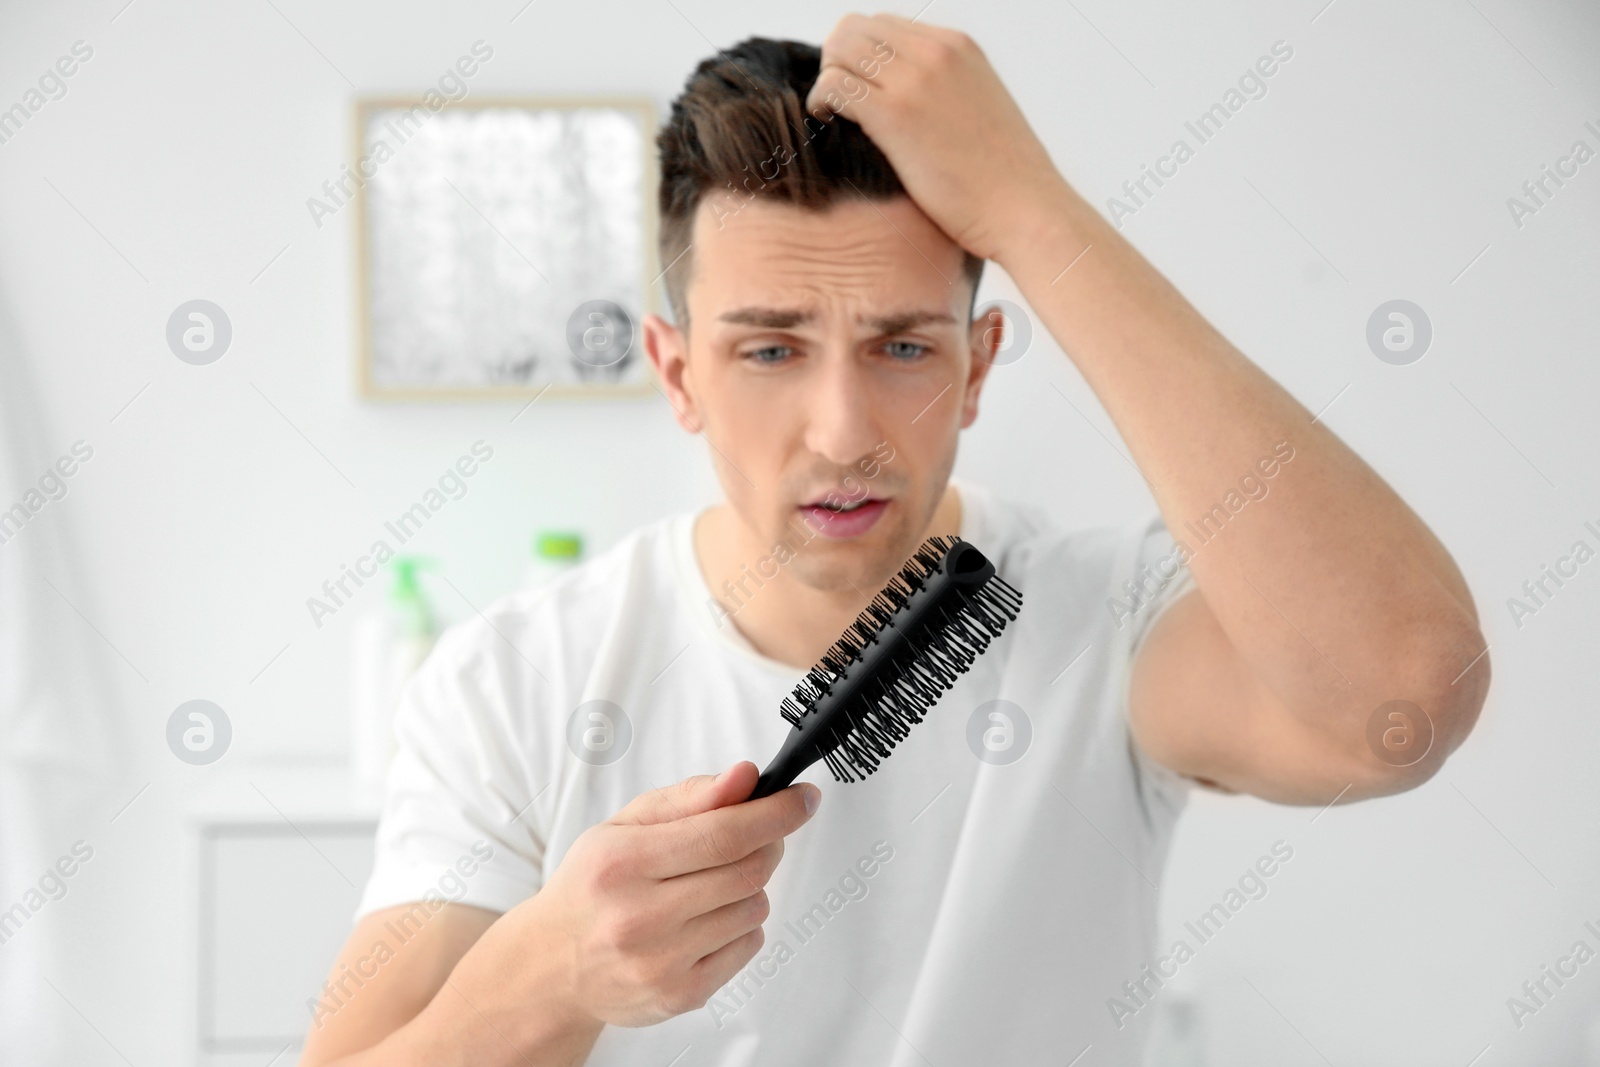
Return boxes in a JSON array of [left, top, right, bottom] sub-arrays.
[[717, 306, 813, 328], [868, 310, 958, 335], [715, 307, 958, 333]]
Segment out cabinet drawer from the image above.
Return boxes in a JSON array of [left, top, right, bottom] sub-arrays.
[[199, 822, 375, 1056]]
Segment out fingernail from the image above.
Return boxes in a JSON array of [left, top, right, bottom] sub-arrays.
[[803, 784, 820, 815], [715, 765, 733, 785]]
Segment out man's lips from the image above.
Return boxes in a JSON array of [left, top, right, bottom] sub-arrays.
[[800, 493, 879, 511], [798, 498, 889, 539]]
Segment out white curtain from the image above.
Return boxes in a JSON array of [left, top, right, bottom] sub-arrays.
[[0, 294, 123, 1065]]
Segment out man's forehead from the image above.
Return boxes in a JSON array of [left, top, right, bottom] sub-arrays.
[[687, 195, 964, 317], [693, 194, 956, 259]]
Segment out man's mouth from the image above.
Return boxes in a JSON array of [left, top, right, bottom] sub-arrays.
[[799, 496, 889, 538]]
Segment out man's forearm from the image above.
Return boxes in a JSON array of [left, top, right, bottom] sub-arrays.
[[320, 993, 601, 1067], [313, 930, 605, 1067], [335, 980, 603, 1067], [995, 181, 1485, 723]]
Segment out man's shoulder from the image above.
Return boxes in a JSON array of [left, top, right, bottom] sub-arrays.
[[971, 482, 1139, 588], [971, 485, 1190, 648]]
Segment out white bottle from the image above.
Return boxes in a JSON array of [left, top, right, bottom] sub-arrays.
[[349, 557, 437, 811], [1145, 989, 1206, 1067]]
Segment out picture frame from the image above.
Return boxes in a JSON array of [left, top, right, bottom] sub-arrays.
[[353, 95, 661, 400]]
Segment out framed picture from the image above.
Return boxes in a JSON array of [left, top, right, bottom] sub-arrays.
[[354, 96, 660, 399]]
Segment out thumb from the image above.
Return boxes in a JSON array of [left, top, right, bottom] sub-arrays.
[[614, 761, 758, 826]]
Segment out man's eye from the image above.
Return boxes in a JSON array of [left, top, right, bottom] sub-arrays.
[[884, 341, 929, 360], [744, 345, 792, 364]]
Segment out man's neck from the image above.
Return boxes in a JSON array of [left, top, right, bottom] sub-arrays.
[[696, 485, 964, 669]]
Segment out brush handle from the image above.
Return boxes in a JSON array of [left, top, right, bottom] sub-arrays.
[[749, 723, 816, 799], [748, 770, 789, 801]]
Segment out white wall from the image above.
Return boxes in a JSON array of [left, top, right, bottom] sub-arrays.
[[0, 0, 1597, 1063]]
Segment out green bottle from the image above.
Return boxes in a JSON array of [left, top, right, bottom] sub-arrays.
[[527, 531, 583, 590]]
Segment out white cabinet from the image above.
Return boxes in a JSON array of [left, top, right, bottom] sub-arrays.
[[186, 768, 378, 1067]]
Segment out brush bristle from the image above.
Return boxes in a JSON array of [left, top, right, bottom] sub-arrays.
[[779, 536, 1023, 783]]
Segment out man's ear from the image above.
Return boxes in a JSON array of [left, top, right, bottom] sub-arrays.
[[643, 312, 701, 433], [960, 304, 1004, 429]]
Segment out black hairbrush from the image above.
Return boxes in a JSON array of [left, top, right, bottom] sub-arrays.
[[748, 536, 1022, 801]]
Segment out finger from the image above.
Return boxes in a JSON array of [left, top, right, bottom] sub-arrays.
[[680, 888, 771, 961], [807, 13, 919, 118], [640, 781, 817, 879], [806, 29, 894, 123], [613, 761, 757, 827], [656, 838, 783, 920], [688, 926, 765, 996], [807, 62, 871, 124], [815, 10, 877, 64], [820, 11, 920, 68]]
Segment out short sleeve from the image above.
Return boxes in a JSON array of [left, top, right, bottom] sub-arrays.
[[353, 631, 546, 923], [1114, 513, 1200, 824]]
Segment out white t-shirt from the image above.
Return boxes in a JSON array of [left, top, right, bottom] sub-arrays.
[[355, 479, 1200, 1065]]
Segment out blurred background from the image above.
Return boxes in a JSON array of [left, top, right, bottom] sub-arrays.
[[0, 0, 1597, 1064]]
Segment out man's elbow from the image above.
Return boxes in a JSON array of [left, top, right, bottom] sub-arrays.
[[1356, 619, 1491, 798]]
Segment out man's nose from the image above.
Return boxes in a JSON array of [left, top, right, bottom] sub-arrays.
[[802, 354, 883, 469]]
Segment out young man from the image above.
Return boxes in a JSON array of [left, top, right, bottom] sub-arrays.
[[302, 17, 1488, 1067]]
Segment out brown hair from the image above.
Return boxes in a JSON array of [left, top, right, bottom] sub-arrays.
[[656, 36, 984, 329]]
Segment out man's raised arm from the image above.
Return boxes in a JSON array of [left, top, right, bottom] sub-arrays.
[[806, 13, 1489, 804]]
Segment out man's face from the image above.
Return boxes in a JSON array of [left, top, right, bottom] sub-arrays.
[[645, 194, 998, 594]]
